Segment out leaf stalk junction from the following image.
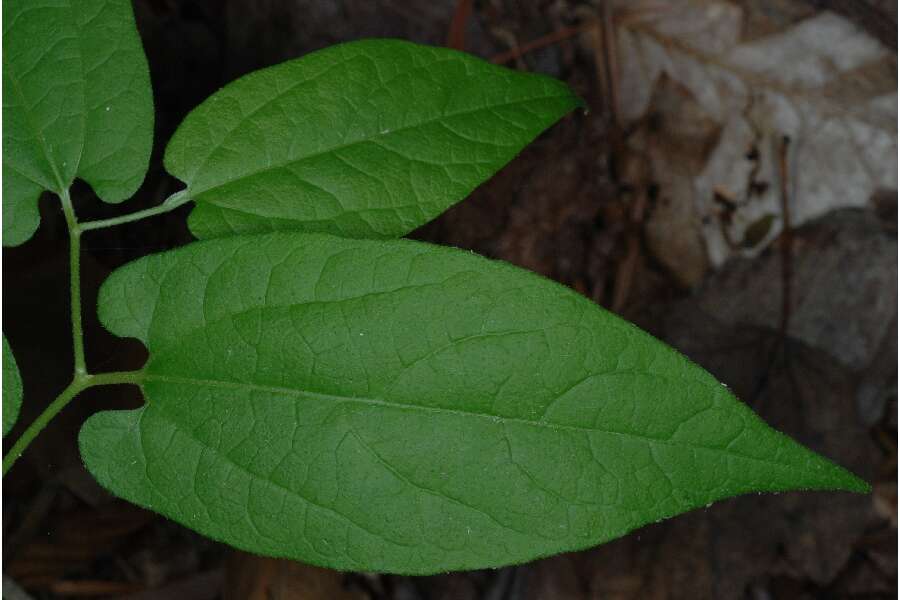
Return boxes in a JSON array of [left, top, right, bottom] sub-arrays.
[[2, 190, 188, 475]]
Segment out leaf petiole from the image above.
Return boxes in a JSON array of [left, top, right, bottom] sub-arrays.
[[2, 188, 152, 477], [59, 189, 86, 376], [79, 189, 191, 232], [1, 370, 143, 476]]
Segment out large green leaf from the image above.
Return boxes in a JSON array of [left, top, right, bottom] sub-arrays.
[[165, 39, 582, 240], [3, 335, 24, 437], [82, 233, 866, 573], [2, 0, 153, 246]]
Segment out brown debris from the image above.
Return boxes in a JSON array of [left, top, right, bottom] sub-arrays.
[[224, 553, 367, 600]]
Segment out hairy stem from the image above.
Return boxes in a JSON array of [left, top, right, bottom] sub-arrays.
[[1, 371, 143, 476], [2, 380, 84, 475], [59, 190, 86, 376], [79, 189, 191, 232], [2, 189, 151, 476]]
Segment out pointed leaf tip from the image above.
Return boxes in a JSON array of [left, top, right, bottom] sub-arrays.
[[166, 39, 582, 241], [85, 232, 868, 574]]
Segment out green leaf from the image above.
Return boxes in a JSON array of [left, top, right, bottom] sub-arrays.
[[83, 233, 867, 573], [165, 39, 582, 240], [3, 335, 24, 438], [2, 0, 153, 246]]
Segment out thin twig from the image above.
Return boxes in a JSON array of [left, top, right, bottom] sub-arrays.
[[612, 188, 648, 313], [777, 135, 793, 337], [491, 23, 594, 65], [595, 1, 644, 312], [599, 2, 622, 129], [446, 0, 473, 50], [750, 139, 794, 402]]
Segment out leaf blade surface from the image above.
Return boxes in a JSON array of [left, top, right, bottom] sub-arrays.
[[83, 233, 867, 573], [165, 39, 582, 240], [2, 0, 153, 246], [3, 335, 24, 437]]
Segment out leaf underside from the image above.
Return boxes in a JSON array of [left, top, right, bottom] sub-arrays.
[[2, 0, 153, 246], [83, 233, 867, 574], [3, 335, 24, 437], [165, 39, 582, 240]]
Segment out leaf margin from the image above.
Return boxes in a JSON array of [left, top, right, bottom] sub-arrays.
[[81, 232, 868, 574]]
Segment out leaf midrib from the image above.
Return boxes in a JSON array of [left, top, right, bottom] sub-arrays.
[[140, 372, 805, 472], [188, 93, 572, 202], [3, 55, 69, 192], [3, 0, 90, 194]]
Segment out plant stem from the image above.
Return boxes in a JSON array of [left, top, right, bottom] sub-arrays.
[[1, 187, 151, 476], [2, 379, 84, 475], [79, 189, 191, 232], [59, 190, 86, 377], [1, 370, 143, 476], [89, 370, 146, 387]]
